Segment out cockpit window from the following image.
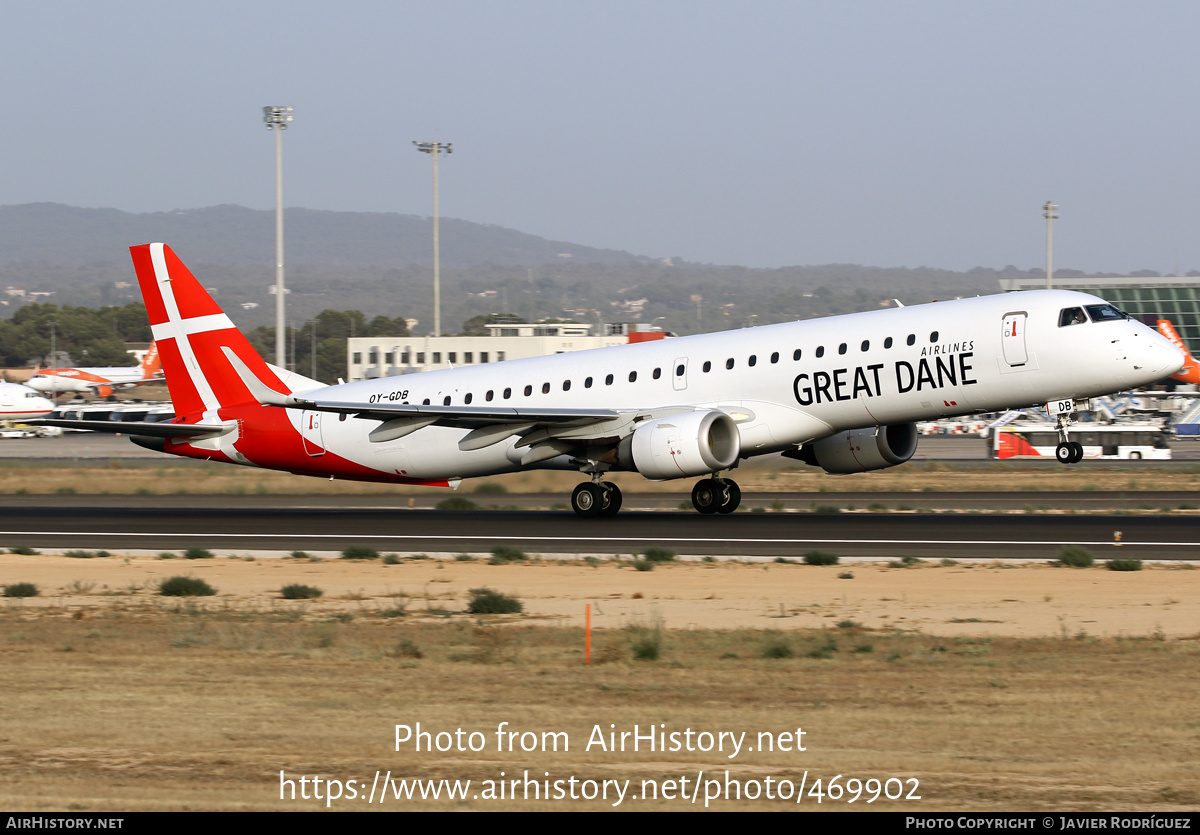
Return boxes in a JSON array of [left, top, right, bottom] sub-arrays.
[[1058, 307, 1088, 327], [1085, 303, 1127, 322]]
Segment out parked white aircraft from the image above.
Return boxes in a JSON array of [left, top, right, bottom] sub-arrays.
[[0, 382, 55, 421], [35, 244, 1185, 516], [27, 343, 161, 398]]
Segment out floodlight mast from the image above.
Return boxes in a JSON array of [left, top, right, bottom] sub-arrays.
[[264, 106, 294, 367], [1043, 200, 1059, 290], [414, 141, 452, 337]]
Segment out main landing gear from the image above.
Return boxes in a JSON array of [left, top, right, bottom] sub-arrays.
[[568, 474, 741, 517], [570, 480, 623, 518], [690, 476, 741, 514]]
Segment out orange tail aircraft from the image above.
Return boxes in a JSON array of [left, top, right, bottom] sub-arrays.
[[1155, 320, 1200, 384]]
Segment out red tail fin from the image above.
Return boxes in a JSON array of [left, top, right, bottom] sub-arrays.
[[140, 342, 161, 378], [130, 243, 289, 417]]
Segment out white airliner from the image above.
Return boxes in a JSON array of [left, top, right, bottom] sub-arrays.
[[35, 244, 1185, 516], [0, 382, 55, 421], [27, 343, 162, 398]]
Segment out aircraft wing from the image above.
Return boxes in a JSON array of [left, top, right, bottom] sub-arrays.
[[223, 346, 633, 450]]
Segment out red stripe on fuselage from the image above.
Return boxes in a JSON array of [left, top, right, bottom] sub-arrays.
[[165, 404, 451, 487]]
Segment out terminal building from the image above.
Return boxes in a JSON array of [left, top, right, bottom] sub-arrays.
[[346, 321, 668, 382], [999, 275, 1200, 356]]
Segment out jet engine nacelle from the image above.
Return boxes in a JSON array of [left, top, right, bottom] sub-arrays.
[[798, 423, 918, 474], [616, 409, 741, 480]]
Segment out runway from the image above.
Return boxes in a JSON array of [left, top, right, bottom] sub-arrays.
[[1, 500, 1197, 559]]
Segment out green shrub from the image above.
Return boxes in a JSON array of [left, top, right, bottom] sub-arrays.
[[281, 584, 323, 599], [3, 582, 39, 598], [803, 550, 839, 566], [159, 576, 217, 597], [184, 547, 214, 560], [454, 553, 476, 561], [473, 482, 508, 494], [631, 558, 654, 572], [761, 637, 793, 659], [1056, 546, 1095, 568], [342, 545, 380, 561], [467, 587, 523, 615], [837, 571, 855, 580], [631, 633, 662, 661], [1105, 559, 1143, 572], [64, 550, 109, 559], [382, 553, 402, 565], [437, 497, 478, 511], [642, 547, 676, 563], [8, 546, 38, 555], [489, 545, 526, 564]]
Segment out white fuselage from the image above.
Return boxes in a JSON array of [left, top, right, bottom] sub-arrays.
[[255, 290, 1182, 481], [0, 382, 55, 420]]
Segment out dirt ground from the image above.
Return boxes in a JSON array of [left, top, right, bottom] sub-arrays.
[[2, 553, 1199, 812], [3, 553, 1198, 638]]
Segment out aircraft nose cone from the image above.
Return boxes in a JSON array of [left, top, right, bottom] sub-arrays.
[[1146, 334, 1185, 378]]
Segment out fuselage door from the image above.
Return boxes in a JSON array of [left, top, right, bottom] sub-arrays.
[[673, 358, 689, 391], [301, 410, 325, 457], [1001, 312, 1028, 367]]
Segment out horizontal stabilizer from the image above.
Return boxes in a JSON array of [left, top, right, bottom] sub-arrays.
[[25, 418, 231, 439]]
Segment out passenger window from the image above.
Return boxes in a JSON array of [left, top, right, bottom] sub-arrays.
[[906, 334, 916, 346], [861, 340, 869, 352], [503, 388, 511, 399], [628, 371, 637, 382], [1059, 307, 1088, 326], [725, 358, 734, 369], [563, 380, 571, 391], [884, 337, 893, 348], [585, 377, 593, 388], [838, 343, 847, 355], [748, 355, 757, 367], [542, 382, 550, 394], [464, 393, 472, 404], [605, 374, 614, 385], [652, 368, 661, 379], [486, 390, 494, 402], [815, 346, 825, 358], [770, 352, 779, 363], [422, 398, 430, 405], [443, 396, 451, 406], [676, 364, 685, 376], [524, 385, 532, 396], [793, 349, 801, 361], [930, 331, 939, 342], [703, 361, 712, 372]]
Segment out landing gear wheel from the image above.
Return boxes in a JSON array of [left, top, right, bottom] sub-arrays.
[[716, 479, 742, 514], [1070, 441, 1084, 463], [691, 478, 720, 514], [571, 482, 603, 518], [1056, 442, 1073, 464], [598, 482, 623, 517]]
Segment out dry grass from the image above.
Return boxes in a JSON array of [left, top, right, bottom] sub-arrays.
[[1, 555, 1199, 811], [2, 458, 1200, 496]]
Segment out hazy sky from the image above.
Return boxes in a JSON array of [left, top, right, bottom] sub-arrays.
[[2, 1, 1198, 273]]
